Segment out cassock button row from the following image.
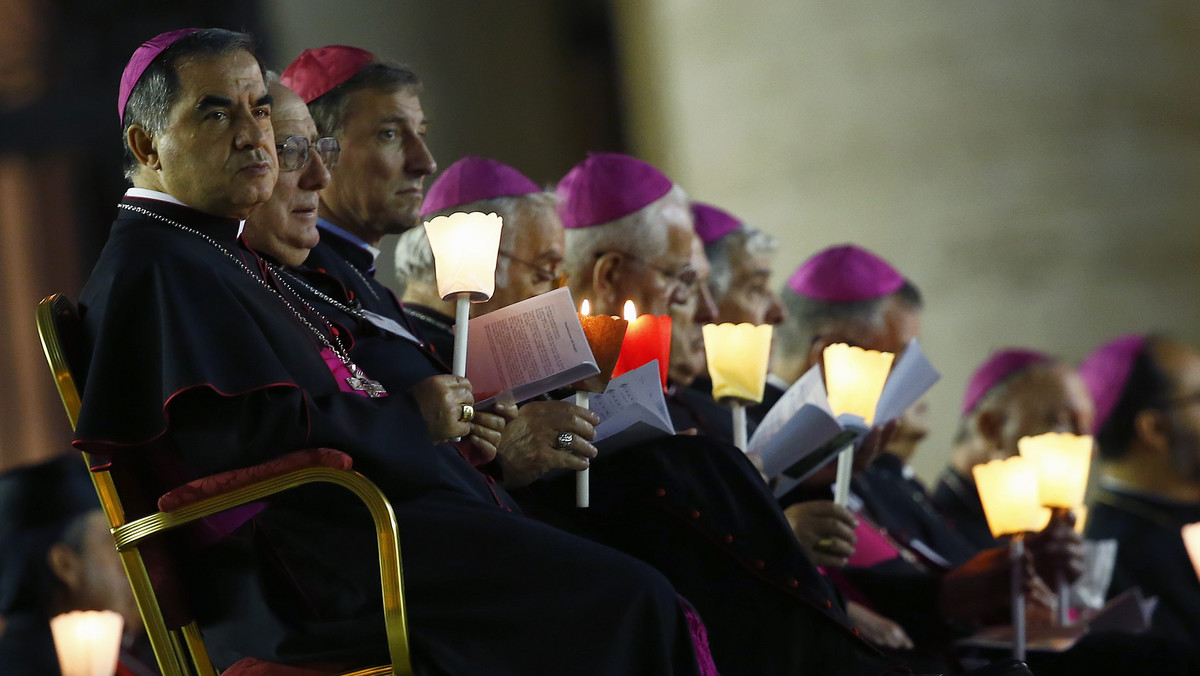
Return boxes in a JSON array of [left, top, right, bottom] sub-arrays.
[[852, 628, 861, 637], [724, 534, 734, 544], [824, 599, 832, 609], [690, 509, 701, 519], [755, 560, 766, 570], [787, 578, 798, 588], [655, 488, 667, 497]]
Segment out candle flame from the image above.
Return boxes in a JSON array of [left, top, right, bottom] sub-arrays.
[[623, 300, 637, 322], [580, 299, 591, 316]]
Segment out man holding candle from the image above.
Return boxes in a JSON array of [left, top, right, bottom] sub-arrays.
[[0, 456, 152, 675], [933, 350, 1093, 555], [1081, 335, 1200, 648], [75, 31, 706, 674]]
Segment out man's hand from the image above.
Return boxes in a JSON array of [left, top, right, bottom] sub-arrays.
[[846, 601, 914, 650], [460, 401, 512, 464], [408, 375, 475, 444], [800, 420, 898, 488], [940, 545, 1055, 623], [784, 500, 858, 568], [496, 401, 600, 488], [1027, 510, 1085, 585]]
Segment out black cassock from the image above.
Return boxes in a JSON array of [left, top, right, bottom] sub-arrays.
[[389, 302, 904, 675], [1087, 484, 1200, 648], [73, 197, 700, 675]]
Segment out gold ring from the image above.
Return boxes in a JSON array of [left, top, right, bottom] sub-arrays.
[[460, 404, 475, 423], [815, 537, 834, 551]]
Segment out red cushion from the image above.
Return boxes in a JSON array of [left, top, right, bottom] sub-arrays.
[[157, 449, 353, 512], [222, 657, 359, 676]]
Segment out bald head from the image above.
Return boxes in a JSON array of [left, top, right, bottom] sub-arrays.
[[953, 361, 1095, 473]]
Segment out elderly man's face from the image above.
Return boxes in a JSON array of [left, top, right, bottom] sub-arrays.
[[243, 83, 330, 266], [150, 50, 276, 219], [1152, 341, 1200, 481], [613, 198, 695, 317], [669, 235, 717, 386], [717, 243, 786, 325], [991, 364, 1095, 460], [320, 86, 436, 243], [488, 202, 565, 311]]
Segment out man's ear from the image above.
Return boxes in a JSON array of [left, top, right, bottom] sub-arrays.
[[592, 252, 623, 309], [127, 124, 159, 171], [1133, 408, 1170, 455], [46, 542, 83, 592], [974, 409, 1003, 450]]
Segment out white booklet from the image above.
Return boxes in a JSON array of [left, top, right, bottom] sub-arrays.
[[588, 360, 675, 453], [466, 287, 600, 407], [748, 339, 940, 498]]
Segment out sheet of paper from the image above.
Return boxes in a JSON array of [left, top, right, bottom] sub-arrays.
[[466, 287, 599, 407], [1087, 587, 1155, 635], [873, 338, 941, 424], [589, 361, 672, 432], [748, 365, 831, 456]]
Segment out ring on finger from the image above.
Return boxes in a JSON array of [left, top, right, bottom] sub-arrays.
[[459, 403, 475, 423], [815, 537, 834, 552], [555, 432, 575, 451]]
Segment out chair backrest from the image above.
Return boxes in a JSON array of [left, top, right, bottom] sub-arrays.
[[37, 294, 216, 676]]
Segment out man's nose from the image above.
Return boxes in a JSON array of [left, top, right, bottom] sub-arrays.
[[694, 284, 718, 324], [406, 135, 437, 175], [765, 293, 787, 325]]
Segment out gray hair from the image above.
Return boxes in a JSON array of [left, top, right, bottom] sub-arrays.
[[563, 183, 689, 290], [121, 29, 262, 182], [774, 279, 923, 357], [704, 224, 779, 302], [308, 61, 421, 138], [396, 191, 559, 289]]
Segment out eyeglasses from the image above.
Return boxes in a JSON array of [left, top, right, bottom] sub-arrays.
[[596, 251, 699, 302], [499, 251, 567, 289], [276, 136, 340, 172]]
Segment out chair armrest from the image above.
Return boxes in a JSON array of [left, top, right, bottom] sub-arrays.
[[111, 451, 412, 674], [157, 448, 353, 512]]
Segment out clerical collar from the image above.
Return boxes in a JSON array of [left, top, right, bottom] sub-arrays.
[[124, 188, 246, 236], [317, 218, 381, 273], [766, 373, 791, 391]]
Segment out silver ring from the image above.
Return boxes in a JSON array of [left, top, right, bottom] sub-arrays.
[[459, 404, 475, 423], [555, 432, 575, 451]]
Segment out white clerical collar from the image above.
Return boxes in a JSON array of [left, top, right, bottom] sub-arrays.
[[766, 373, 791, 391], [124, 188, 247, 237]]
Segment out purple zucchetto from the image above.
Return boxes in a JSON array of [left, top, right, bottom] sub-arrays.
[[961, 349, 1054, 415], [281, 45, 376, 104], [1078, 335, 1148, 433], [787, 244, 905, 302], [420, 156, 541, 218], [118, 28, 199, 125], [692, 202, 743, 244], [556, 153, 673, 229]]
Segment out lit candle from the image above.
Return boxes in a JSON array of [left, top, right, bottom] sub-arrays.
[[973, 456, 1046, 661], [1019, 431, 1093, 625], [703, 323, 773, 452], [572, 299, 629, 394], [423, 211, 504, 376], [822, 343, 895, 507], [51, 610, 124, 676], [611, 301, 672, 389], [1183, 522, 1200, 583]]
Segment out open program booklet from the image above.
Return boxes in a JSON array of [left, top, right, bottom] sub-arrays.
[[587, 360, 675, 453], [466, 287, 600, 407], [749, 339, 940, 498]]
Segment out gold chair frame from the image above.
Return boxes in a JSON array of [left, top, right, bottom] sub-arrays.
[[37, 293, 412, 676]]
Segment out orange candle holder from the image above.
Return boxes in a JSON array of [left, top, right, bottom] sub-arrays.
[[572, 309, 628, 393]]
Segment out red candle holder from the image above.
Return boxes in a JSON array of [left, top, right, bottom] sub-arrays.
[[611, 313, 672, 389]]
